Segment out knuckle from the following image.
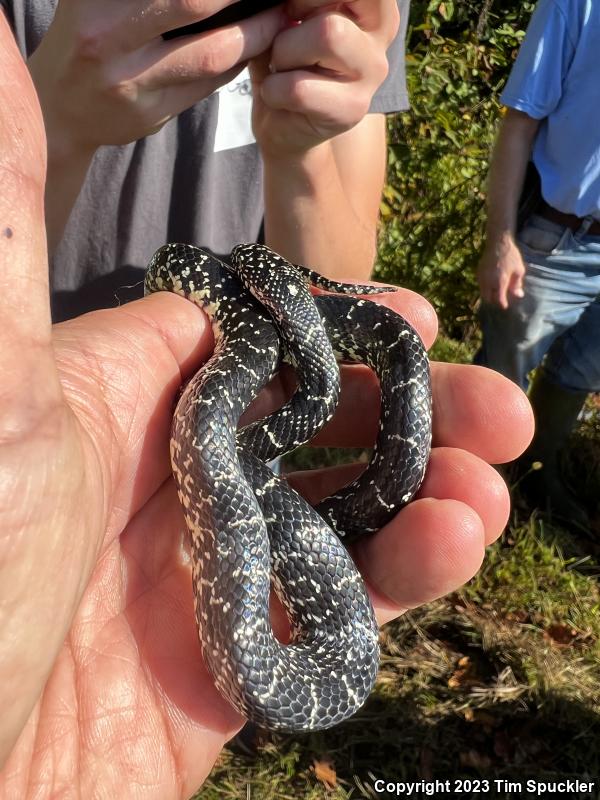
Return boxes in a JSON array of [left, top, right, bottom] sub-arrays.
[[72, 25, 107, 63], [196, 40, 234, 78], [104, 77, 138, 106], [316, 13, 348, 53], [372, 50, 390, 85], [344, 93, 371, 124], [286, 76, 311, 108]]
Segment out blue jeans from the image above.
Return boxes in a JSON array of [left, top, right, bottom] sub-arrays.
[[476, 213, 600, 392]]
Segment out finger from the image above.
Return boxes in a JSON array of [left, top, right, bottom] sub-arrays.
[[137, 64, 246, 124], [416, 447, 509, 544], [353, 499, 486, 625], [53, 291, 212, 540], [0, 17, 61, 407], [508, 271, 525, 300], [312, 361, 534, 464], [496, 273, 509, 310], [477, 275, 497, 307], [432, 364, 533, 462], [129, 0, 259, 45], [269, 13, 382, 82], [478, 278, 494, 305], [286, 0, 399, 40], [286, 446, 510, 545], [370, 286, 438, 347], [260, 70, 374, 126], [144, 7, 285, 85]]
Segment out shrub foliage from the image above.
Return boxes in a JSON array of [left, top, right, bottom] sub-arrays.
[[378, 0, 535, 337]]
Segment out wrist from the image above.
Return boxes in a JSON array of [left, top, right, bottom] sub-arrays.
[[262, 140, 334, 194], [45, 131, 95, 179], [28, 46, 97, 169], [484, 227, 517, 254]]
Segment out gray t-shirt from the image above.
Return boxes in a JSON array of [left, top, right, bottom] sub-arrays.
[[2, 0, 410, 320]]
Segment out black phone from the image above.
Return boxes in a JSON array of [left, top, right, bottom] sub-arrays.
[[163, 0, 283, 40]]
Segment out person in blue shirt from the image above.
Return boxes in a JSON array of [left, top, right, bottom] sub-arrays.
[[475, 0, 600, 529]]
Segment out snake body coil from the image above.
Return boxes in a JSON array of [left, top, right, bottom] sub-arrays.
[[145, 243, 432, 731]]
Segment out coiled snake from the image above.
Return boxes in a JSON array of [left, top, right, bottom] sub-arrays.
[[145, 243, 432, 731]]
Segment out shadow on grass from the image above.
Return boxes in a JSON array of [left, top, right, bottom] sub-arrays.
[[199, 593, 600, 799], [205, 686, 600, 799], [316, 689, 600, 796]]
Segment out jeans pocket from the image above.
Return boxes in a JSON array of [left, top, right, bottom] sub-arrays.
[[518, 221, 566, 255]]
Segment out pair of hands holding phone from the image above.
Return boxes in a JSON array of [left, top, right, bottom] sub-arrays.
[[29, 0, 400, 160]]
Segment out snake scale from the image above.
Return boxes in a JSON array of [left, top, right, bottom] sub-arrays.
[[144, 242, 432, 731]]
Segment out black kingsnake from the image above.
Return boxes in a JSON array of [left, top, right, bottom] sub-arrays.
[[144, 243, 432, 731]]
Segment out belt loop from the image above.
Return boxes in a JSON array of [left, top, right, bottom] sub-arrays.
[[578, 216, 594, 236]]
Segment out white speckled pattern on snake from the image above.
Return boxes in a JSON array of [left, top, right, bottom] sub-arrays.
[[144, 242, 432, 731]]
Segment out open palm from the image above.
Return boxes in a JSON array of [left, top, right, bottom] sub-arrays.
[[0, 16, 533, 799]]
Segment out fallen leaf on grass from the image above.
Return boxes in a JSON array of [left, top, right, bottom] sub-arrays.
[[544, 623, 578, 647], [448, 656, 482, 689], [313, 758, 337, 789]]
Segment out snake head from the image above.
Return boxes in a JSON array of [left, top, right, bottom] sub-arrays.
[[145, 244, 183, 296], [145, 243, 226, 300]]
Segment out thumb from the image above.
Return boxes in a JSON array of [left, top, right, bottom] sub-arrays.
[[496, 272, 510, 310], [508, 270, 525, 301]]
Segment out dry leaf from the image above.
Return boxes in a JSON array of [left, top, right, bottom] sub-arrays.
[[544, 623, 578, 647], [448, 656, 481, 689], [313, 758, 337, 789]]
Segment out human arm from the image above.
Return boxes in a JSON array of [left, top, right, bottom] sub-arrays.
[[253, 0, 402, 280], [23, 0, 286, 253], [262, 114, 388, 281], [477, 108, 541, 309]]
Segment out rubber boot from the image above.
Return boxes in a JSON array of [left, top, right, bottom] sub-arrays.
[[516, 368, 590, 531]]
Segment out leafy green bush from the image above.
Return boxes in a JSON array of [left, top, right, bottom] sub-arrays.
[[378, 0, 535, 338]]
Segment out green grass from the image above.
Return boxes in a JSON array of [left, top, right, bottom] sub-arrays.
[[428, 332, 479, 365]]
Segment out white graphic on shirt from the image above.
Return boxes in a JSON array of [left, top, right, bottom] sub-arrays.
[[214, 67, 256, 153]]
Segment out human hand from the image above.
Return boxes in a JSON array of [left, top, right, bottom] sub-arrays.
[[282, 295, 533, 622], [477, 234, 527, 309], [250, 0, 400, 157], [27, 0, 285, 157], [0, 17, 534, 796], [1, 291, 533, 799]]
